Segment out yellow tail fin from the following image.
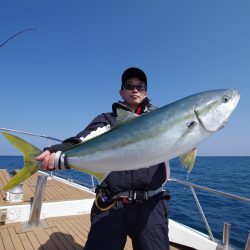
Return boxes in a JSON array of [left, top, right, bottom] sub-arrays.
[[2, 132, 42, 190]]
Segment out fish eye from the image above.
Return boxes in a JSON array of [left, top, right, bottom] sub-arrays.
[[223, 95, 230, 103]]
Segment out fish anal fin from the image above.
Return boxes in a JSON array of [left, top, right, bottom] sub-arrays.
[[179, 148, 197, 173], [70, 165, 108, 183], [88, 171, 107, 183]]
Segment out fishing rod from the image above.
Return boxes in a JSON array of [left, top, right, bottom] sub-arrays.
[[0, 28, 41, 48], [0, 127, 63, 143]]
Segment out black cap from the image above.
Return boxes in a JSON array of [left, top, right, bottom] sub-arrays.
[[121, 67, 147, 89]]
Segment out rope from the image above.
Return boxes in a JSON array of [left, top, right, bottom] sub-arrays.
[[94, 193, 117, 212]]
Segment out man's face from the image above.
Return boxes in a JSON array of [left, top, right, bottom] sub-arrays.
[[120, 77, 147, 110]]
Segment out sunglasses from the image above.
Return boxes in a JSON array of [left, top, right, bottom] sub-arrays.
[[123, 82, 146, 91]]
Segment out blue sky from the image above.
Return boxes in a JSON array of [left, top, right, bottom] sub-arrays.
[[0, 0, 249, 156]]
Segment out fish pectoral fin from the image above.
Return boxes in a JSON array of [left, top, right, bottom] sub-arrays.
[[116, 109, 138, 126], [2, 132, 41, 190], [179, 148, 197, 173]]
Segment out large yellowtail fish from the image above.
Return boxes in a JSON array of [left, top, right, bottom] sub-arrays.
[[2, 89, 240, 190]]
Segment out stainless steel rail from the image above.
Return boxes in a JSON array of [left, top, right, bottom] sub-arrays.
[[29, 175, 48, 225], [223, 223, 231, 248], [245, 232, 250, 250], [169, 177, 250, 246], [169, 178, 250, 204], [190, 186, 215, 241]]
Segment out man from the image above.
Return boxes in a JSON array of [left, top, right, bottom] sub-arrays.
[[36, 67, 170, 250]]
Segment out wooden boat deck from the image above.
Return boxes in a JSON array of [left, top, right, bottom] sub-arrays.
[[0, 169, 133, 249], [0, 169, 192, 250], [0, 213, 134, 250], [0, 169, 95, 206]]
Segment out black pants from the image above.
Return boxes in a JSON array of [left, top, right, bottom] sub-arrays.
[[84, 193, 169, 250]]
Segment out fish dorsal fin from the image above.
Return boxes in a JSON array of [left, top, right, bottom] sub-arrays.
[[179, 148, 197, 173], [116, 109, 138, 126]]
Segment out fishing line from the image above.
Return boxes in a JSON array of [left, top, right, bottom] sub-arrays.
[[0, 28, 41, 48]]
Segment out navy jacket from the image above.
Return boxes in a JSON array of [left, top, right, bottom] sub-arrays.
[[46, 98, 167, 193]]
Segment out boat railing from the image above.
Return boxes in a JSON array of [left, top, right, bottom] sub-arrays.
[[168, 178, 250, 249], [1, 127, 250, 249]]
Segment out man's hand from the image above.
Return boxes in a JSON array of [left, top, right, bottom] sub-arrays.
[[36, 150, 56, 171]]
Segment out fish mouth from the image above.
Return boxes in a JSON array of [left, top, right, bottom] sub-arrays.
[[232, 90, 241, 108]]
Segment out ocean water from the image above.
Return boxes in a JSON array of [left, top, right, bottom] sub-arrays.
[[0, 156, 249, 249]]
